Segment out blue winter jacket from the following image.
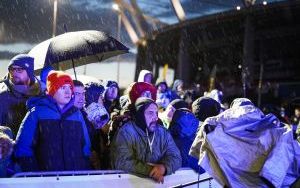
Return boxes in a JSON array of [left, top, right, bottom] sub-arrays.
[[15, 96, 91, 172], [169, 109, 205, 174]]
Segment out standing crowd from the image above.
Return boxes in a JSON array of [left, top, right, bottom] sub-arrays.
[[0, 54, 299, 187]]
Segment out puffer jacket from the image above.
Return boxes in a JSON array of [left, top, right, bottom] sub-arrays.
[[111, 121, 182, 176], [15, 96, 91, 172]]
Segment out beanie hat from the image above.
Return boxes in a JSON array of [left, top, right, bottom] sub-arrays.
[[8, 54, 35, 83], [135, 97, 156, 113], [85, 82, 105, 106], [46, 71, 74, 96], [169, 99, 188, 110], [192, 97, 221, 122], [129, 82, 157, 104], [134, 97, 157, 132]]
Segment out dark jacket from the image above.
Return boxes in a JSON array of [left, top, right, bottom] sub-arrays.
[[111, 121, 182, 176], [15, 96, 91, 172], [169, 109, 205, 173], [0, 79, 43, 137]]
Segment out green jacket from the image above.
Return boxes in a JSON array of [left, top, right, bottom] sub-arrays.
[[111, 121, 182, 176]]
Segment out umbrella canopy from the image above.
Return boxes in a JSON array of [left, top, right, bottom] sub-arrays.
[[28, 30, 129, 75]]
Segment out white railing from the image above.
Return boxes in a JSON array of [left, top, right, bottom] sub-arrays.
[[1, 168, 222, 188]]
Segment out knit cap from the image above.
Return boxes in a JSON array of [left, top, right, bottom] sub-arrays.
[[46, 71, 74, 96], [8, 54, 35, 83], [192, 96, 221, 122]]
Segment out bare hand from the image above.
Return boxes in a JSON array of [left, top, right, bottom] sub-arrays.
[[149, 164, 166, 183]]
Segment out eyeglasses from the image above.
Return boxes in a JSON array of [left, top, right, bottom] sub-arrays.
[[9, 67, 25, 73]]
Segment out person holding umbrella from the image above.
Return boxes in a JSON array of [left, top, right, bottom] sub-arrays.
[[15, 71, 91, 172]]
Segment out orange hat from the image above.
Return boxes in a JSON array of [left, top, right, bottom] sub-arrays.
[[46, 71, 74, 96]]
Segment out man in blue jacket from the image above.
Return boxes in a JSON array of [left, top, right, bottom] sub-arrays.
[[15, 71, 91, 172]]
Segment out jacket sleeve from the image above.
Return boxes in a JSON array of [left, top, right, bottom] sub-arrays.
[[112, 128, 152, 176], [159, 130, 182, 175], [189, 122, 204, 159], [14, 108, 39, 171], [259, 130, 296, 187]]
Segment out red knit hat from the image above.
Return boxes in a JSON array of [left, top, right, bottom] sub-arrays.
[[129, 82, 157, 104], [46, 71, 74, 96]]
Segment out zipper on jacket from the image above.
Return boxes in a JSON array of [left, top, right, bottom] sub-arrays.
[[59, 119, 66, 170]]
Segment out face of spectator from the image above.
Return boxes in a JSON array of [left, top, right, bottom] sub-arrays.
[[140, 90, 152, 99], [106, 86, 118, 101], [165, 104, 176, 121], [176, 83, 183, 92], [8, 66, 30, 85], [144, 103, 158, 132], [144, 74, 152, 84], [53, 84, 72, 109], [157, 83, 167, 93], [73, 86, 85, 109]]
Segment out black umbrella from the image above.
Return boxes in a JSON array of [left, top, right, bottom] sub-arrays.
[[28, 30, 129, 79]]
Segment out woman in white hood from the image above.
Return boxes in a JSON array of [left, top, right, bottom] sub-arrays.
[[137, 70, 153, 84]]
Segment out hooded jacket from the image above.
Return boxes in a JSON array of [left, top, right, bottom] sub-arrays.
[[111, 120, 182, 176], [111, 98, 181, 176], [15, 96, 91, 172], [137, 70, 152, 83]]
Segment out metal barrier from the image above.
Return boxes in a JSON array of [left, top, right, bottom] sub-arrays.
[[1, 168, 222, 188], [13, 170, 125, 177], [170, 177, 214, 188]]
